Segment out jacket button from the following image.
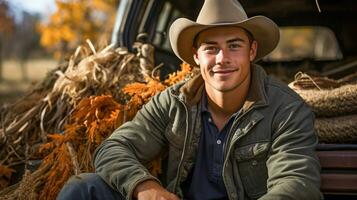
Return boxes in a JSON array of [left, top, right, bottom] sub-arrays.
[[252, 160, 258, 166], [182, 170, 188, 177], [184, 163, 191, 170]]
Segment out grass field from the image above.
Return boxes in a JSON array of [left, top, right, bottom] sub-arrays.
[[0, 58, 58, 105]]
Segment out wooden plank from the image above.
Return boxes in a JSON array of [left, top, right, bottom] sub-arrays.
[[317, 151, 357, 169], [321, 174, 357, 194]]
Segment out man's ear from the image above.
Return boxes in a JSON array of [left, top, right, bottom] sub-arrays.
[[193, 47, 200, 66], [249, 41, 258, 61]]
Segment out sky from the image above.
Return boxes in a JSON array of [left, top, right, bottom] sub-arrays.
[[7, 0, 57, 22]]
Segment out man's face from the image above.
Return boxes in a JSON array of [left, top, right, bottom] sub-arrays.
[[193, 26, 257, 93]]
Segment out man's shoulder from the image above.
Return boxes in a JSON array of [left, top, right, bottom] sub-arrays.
[[264, 75, 305, 104], [262, 76, 314, 123], [151, 80, 188, 104]]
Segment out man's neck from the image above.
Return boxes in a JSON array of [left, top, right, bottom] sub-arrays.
[[205, 75, 251, 130]]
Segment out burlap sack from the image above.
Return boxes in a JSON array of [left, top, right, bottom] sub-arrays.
[[289, 72, 357, 117], [315, 114, 357, 143], [294, 84, 357, 117]]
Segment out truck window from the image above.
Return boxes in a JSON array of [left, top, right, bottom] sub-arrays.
[[264, 26, 343, 61], [152, 1, 182, 51]]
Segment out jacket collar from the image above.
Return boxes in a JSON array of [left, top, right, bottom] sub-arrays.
[[178, 64, 268, 111], [242, 64, 269, 112]]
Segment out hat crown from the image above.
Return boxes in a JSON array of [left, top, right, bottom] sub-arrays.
[[196, 0, 248, 24]]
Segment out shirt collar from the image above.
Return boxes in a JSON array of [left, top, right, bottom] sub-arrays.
[[200, 88, 209, 113], [200, 89, 242, 118]]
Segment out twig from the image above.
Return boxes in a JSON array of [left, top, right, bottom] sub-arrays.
[[74, 45, 82, 59], [0, 106, 8, 150], [8, 144, 25, 163], [1, 144, 24, 165], [117, 54, 135, 77], [151, 63, 164, 80], [25, 131, 29, 169], [86, 39, 97, 54], [0, 106, 6, 146], [315, 0, 321, 13], [80, 142, 92, 171], [101, 43, 115, 53], [0, 182, 20, 196], [0, 149, 11, 165], [8, 160, 25, 167], [2, 105, 40, 137], [40, 104, 48, 143], [66, 142, 80, 175]]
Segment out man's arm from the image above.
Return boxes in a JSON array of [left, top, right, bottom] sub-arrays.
[[260, 101, 322, 200], [93, 89, 173, 199]]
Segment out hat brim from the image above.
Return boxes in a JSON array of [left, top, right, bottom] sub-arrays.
[[169, 16, 280, 66]]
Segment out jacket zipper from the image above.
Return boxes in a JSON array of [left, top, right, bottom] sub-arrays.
[[223, 107, 252, 156], [172, 98, 190, 195]]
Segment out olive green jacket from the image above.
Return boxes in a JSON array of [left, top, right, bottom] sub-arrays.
[[94, 65, 322, 200]]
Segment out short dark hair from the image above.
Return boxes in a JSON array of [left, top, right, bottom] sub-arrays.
[[193, 27, 255, 48], [243, 28, 254, 45]]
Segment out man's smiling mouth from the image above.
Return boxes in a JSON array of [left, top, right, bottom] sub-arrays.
[[211, 68, 238, 74]]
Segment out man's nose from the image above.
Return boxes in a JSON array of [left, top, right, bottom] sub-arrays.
[[216, 49, 231, 65]]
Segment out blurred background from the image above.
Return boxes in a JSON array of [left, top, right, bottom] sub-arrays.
[[0, 0, 119, 104], [1, 0, 355, 105]]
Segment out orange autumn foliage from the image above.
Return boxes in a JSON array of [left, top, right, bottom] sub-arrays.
[[32, 95, 122, 200], [39, 143, 75, 199], [0, 165, 15, 189], [164, 63, 194, 85], [123, 78, 166, 104], [72, 96, 124, 146], [38, 0, 118, 59], [4, 63, 194, 199]]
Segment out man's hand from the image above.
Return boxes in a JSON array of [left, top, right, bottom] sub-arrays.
[[133, 180, 180, 200]]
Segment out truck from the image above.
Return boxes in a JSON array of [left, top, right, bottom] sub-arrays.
[[109, 0, 357, 199]]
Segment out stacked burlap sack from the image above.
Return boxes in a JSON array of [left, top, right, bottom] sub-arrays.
[[289, 72, 357, 143]]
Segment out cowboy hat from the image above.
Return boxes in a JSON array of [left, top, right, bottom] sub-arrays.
[[169, 0, 280, 66]]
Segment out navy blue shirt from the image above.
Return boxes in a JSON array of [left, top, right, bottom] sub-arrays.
[[182, 91, 240, 199]]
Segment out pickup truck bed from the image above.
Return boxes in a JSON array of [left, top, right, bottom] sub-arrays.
[[317, 144, 357, 198]]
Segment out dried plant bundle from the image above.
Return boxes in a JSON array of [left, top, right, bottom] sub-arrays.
[[0, 40, 196, 199]]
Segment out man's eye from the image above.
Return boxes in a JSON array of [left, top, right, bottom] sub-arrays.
[[203, 46, 218, 52], [229, 43, 241, 49]]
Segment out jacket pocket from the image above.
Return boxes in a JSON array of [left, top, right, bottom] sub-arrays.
[[234, 142, 270, 199]]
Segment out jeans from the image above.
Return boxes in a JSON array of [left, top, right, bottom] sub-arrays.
[[57, 173, 125, 200]]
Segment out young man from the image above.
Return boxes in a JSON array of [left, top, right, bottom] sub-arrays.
[[58, 0, 321, 199]]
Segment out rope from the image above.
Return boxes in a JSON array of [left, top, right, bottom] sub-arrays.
[[294, 72, 322, 90]]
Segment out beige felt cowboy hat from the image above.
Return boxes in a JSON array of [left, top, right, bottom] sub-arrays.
[[169, 0, 280, 66]]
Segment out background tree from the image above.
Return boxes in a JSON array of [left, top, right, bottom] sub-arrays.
[[0, 0, 15, 81], [13, 12, 42, 81], [38, 0, 119, 60]]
